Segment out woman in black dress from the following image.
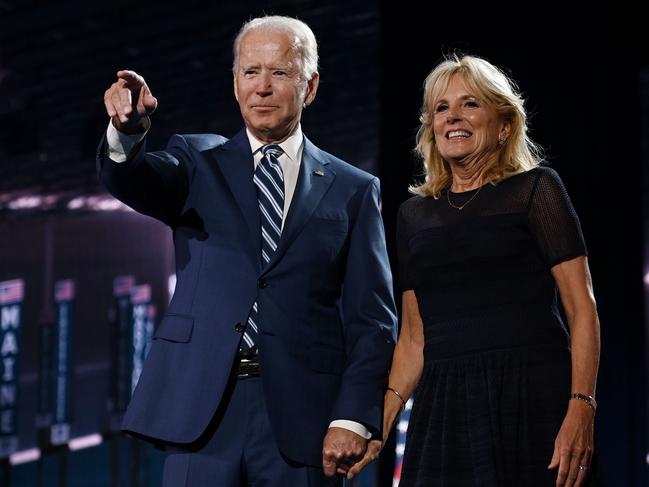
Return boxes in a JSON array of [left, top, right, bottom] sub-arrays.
[[348, 55, 600, 486]]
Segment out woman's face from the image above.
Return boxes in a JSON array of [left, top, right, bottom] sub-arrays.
[[432, 74, 509, 166]]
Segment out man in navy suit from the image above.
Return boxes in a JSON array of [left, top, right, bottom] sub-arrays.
[[99, 15, 396, 486]]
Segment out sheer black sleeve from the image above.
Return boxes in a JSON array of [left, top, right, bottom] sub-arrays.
[[527, 167, 587, 268]]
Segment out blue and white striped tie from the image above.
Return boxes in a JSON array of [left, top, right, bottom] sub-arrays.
[[240, 144, 285, 356]]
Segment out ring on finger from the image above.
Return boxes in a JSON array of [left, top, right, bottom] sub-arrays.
[[578, 464, 589, 471]]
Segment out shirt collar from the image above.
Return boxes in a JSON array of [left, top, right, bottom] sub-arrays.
[[246, 125, 303, 164]]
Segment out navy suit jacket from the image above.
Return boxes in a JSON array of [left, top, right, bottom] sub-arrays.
[[97, 128, 397, 466]]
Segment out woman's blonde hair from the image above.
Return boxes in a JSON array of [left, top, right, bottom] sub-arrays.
[[411, 54, 543, 197]]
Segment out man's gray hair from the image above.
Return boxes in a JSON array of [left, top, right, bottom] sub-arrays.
[[232, 15, 319, 80]]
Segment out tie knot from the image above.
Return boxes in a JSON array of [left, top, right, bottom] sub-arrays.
[[261, 144, 284, 159]]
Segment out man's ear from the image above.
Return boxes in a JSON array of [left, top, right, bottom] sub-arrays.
[[304, 72, 320, 107]]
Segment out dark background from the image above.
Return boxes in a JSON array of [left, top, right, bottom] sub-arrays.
[[0, 1, 644, 485]]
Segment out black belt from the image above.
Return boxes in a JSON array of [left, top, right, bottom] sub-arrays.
[[236, 356, 260, 378]]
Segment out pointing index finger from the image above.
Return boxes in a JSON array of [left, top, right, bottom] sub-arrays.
[[116, 70, 144, 87]]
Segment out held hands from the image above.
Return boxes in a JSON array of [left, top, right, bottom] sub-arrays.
[[342, 387, 403, 479], [345, 437, 384, 479], [103, 70, 157, 134], [322, 427, 368, 478], [548, 400, 595, 487]]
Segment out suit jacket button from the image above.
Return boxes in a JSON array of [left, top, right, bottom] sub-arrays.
[[234, 322, 245, 333], [257, 279, 268, 288]]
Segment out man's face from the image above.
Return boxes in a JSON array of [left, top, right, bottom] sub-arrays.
[[234, 29, 319, 143]]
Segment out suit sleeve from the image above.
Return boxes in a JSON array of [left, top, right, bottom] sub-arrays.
[[96, 132, 195, 227], [331, 176, 397, 435]]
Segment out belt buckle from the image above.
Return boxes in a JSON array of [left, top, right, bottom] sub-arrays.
[[237, 357, 260, 378]]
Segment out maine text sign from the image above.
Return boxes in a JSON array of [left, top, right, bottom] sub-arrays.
[[0, 279, 24, 457]]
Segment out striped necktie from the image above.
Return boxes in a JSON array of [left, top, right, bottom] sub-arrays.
[[240, 144, 285, 356]]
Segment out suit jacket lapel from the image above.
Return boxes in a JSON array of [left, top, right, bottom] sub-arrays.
[[210, 128, 261, 268], [263, 136, 335, 273]]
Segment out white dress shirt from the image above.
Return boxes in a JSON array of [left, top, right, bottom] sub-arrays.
[[105, 120, 372, 439]]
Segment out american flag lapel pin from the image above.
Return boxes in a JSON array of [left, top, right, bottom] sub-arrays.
[[313, 170, 325, 177]]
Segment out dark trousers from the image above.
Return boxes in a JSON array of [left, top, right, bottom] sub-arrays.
[[162, 376, 344, 487]]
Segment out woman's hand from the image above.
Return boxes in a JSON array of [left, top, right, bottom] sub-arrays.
[[548, 400, 595, 487], [345, 438, 385, 479]]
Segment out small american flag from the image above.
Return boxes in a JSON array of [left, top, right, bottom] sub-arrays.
[[113, 275, 135, 296], [55, 279, 76, 302], [130, 284, 151, 304], [0, 279, 25, 305]]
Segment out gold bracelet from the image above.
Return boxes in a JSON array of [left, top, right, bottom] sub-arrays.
[[570, 392, 597, 412], [387, 387, 407, 410]]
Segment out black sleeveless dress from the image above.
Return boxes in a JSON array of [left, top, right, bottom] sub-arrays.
[[396, 167, 588, 486]]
